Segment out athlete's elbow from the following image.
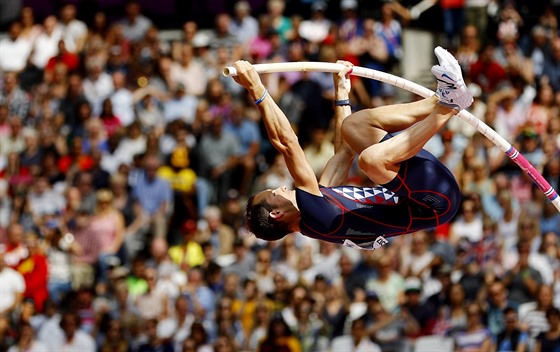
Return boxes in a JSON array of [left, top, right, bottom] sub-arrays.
[[272, 134, 299, 152]]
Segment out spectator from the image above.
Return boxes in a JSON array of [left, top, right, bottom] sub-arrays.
[[109, 71, 135, 127], [366, 292, 419, 352], [113, 121, 147, 167], [183, 266, 216, 327], [90, 189, 126, 283], [119, 0, 153, 44], [257, 313, 301, 352], [230, 1, 259, 49], [98, 317, 129, 352], [44, 40, 80, 84], [69, 209, 102, 291], [400, 230, 436, 279], [99, 98, 122, 138], [195, 116, 241, 204], [534, 307, 560, 352], [31, 16, 75, 71], [134, 90, 165, 134], [135, 317, 173, 352], [17, 232, 48, 313], [246, 300, 273, 351], [365, 254, 404, 313], [163, 82, 199, 125], [503, 240, 543, 305], [7, 321, 48, 352], [82, 56, 114, 117], [132, 154, 173, 239], [2, 223, 28, 268], [519, 284, 555, 347], [135, 267, 168, 321], [0, 73, 30, 118], [450, 197, 484, 246], [0, 21, 33, 73], [454, 302, 495, 352], [496, 307, 529, 352], [348, 18, 389, 105], [158, 296, 195, 351], [198, 205, 235, 258], [401, 277, 437, 336], [41, 310, 95, 352], [58, 4, 88, 53], [330, 315, 381, 352], [215, 296, 246, 349], [222, 238, 256, 282], [18, 7, 42, 44], [470, 42, 508, 96], [0, 250, 26, 316], [224, 100, 261, 196], [303, 126, 334, 180], [168, 220, 205, 270], [485, 279, 519, 336], [434, 282, 467, 336]]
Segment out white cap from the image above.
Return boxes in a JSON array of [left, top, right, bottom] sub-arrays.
[[404, 277, 422, 293], [341, 0, 358, 9]]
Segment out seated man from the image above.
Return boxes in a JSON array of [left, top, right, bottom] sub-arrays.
[[235, 47, 472, 250]]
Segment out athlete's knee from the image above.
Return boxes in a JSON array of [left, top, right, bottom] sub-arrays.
[[358, 145, 395, 183], [341, 114, 360, 142]]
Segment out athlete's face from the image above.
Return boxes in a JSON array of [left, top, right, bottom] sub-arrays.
[[255, 186, 297, 210]]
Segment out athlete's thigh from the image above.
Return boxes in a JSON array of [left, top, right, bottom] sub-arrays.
[[341, 110, 388, 154]]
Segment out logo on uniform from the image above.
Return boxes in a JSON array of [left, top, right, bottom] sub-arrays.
[[331, 186, 399, 204]]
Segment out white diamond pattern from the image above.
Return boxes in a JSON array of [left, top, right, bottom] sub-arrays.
[[332, 186, 398, 204]]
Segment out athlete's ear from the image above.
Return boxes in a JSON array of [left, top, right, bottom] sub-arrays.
[[269, 210, 284, 220]]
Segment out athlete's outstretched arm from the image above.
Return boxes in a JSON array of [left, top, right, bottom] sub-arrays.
[[232, 60, 320, 195], [319, 61, 356, 187]]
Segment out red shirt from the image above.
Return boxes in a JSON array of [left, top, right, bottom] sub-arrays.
[[18, 252, 49, 312], [100, 115, 122, 136], [45, 52, 80, 72], [469, 60, 507, 94]]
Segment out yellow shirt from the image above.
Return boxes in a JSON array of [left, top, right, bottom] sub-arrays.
[[168, 241, 205, 269], [157, 166, 197, 193]]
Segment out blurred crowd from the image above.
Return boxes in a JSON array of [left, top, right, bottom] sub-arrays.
[[0, 0, 559, 351]]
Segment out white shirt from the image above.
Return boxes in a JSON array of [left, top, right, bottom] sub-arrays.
[[27, 189, 66, 217], [229, 16, 259, 45], [113, 136, 147, 165], [0, 38, 32, 72], [330, 335, 382, 352], [0, 267, 26, 313], [451, 217, 484, 243], [44, 330, 96, 352], [111, 88, 135, 126], [83, 72, 114, 116], [169, 61, 208, 97], [60, 19, 88, 48], [7, 341, 49, 352], [31, 27, 75, 69]]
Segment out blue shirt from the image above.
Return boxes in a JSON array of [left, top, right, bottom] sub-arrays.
[[224, 120, 261, 155], [132, 175, 172, 215]]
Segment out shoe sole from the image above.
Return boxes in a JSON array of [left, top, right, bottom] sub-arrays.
[[434, 46, 461, 76]]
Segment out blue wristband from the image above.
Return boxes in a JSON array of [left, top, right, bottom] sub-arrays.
[[255, 89, 269, 105], [335, 99, 351, 106]]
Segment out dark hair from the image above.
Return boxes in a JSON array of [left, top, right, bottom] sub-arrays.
[[244, 195, 289, 241], [503, 306, 517, 316], [546, 307, 560, 319]]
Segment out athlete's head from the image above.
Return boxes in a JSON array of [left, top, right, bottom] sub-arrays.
[[244, 186, 299, 241]]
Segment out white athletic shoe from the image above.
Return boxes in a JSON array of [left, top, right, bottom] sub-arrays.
[[431, 46, 473, 111]]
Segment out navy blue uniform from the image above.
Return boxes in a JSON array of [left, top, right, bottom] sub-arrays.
[[296, 147, 461, 249]]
